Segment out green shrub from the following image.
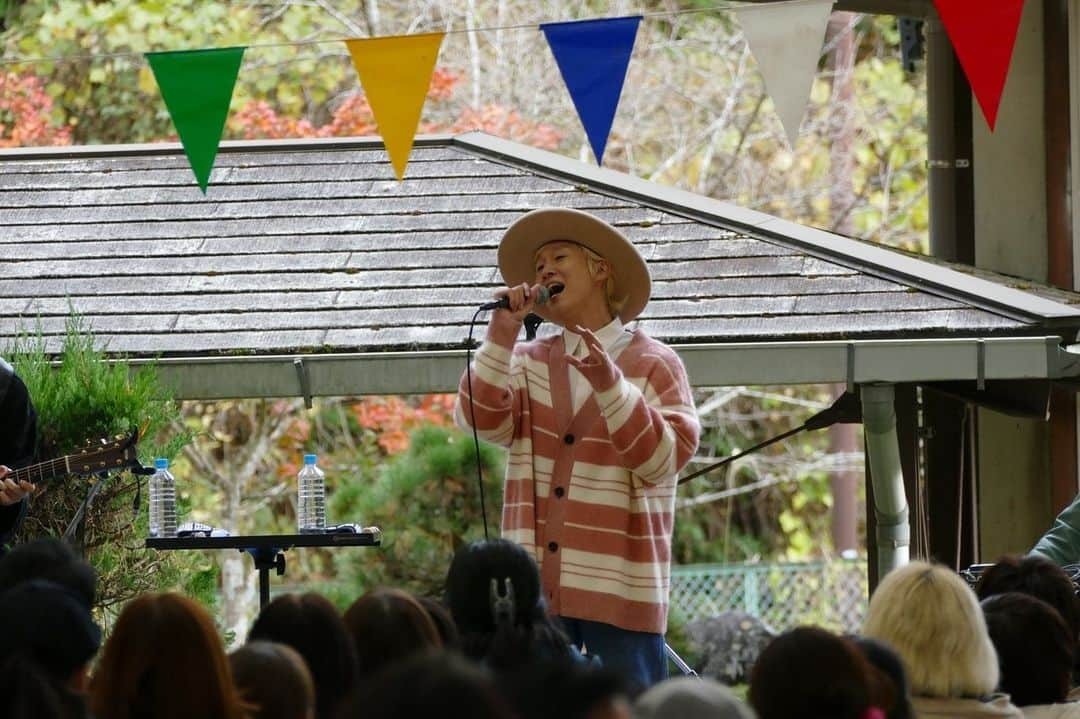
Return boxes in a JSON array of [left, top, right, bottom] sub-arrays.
[[7, 314, 211, 613]]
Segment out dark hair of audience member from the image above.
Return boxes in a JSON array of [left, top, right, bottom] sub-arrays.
[[976, 554, 1080, 645], [247, 592, 357, 719], [750, 627, 894, 719], [88, 592, 248, 719], [503, 660, 631, 719], [1, 657, 88, 719], [981, 592, 1074, 706], [850, 636, 914, 719], [0, 537, 96, 607], [0, 579, 100, 692], [340, 650, 515, 719], [417, 594, 460, 649], [343, 587, 442, 675], [230, 640, 315, 719], [445, 538, 572, 670]]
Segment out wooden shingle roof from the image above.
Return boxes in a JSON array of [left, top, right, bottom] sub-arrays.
[[1, 132, 1078, 397]]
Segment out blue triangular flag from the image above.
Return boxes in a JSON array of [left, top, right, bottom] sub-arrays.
[[541, 16, 642, 165]]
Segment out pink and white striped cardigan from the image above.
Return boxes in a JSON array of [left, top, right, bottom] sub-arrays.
[[456, 324, 700, 634]]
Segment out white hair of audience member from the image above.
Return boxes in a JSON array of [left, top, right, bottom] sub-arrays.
[[634, 676, 756, 719], [863, 561, 1000, 699]]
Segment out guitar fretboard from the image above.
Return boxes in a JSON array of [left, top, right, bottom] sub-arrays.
[[10, 457, 68, 485]]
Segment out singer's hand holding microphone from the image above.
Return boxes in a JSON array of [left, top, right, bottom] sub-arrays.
[[481, 282, 561, 323]]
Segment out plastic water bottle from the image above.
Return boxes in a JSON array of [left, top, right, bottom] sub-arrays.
[[148, 458, 177, 538], [297, 454, 326, 534]]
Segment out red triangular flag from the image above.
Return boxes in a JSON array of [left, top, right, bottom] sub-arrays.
[[933, 0, 1026, 131]]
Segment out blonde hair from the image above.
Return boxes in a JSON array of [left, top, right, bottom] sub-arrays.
[[862, 560, 1000, 699], [535, 241, 625, 317]]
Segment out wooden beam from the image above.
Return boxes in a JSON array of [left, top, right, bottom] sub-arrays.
[[1044, 0, 1078, 513]]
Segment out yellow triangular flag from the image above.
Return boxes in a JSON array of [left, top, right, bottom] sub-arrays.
[[346, 33, 445, 180]]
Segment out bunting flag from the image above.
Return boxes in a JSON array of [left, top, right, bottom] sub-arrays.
[[734, 0, 834, 148], [145, 47, 245, 193], [345, 33, 445, 180], [540, 16, 641, 165], [933, 0, 1026, 131]]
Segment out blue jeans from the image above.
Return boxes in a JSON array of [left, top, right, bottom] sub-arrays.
[[557, 616, 667, 692]]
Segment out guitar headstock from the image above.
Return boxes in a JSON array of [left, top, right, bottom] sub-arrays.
[[70, 430, 141, 477]]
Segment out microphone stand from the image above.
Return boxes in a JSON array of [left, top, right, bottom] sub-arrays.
[[62, 463, 155, 554], [678, 391, 862, 486]]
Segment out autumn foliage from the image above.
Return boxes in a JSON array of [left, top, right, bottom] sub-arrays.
[[0, 72, 72, 148], [229, 66, 562, 148], [351, 395, 457, 455]]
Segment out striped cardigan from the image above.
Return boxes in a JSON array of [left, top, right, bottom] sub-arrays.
[[456, 324, 700, 634]]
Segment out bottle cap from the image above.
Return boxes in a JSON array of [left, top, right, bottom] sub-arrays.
[[154, 458, 169, 470], [303, 454, 317, 465]]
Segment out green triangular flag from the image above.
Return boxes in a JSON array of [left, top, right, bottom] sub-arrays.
[[146, 47, 245, 194]]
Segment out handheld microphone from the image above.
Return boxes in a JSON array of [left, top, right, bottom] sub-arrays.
[[480, 284, 561, 311]]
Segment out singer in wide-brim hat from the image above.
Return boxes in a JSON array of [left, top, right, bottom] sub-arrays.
[[496, 207, 652, 324], [454, 207, 701, 691]]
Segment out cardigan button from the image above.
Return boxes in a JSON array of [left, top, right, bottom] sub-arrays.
[[548, 541, 559, 553], [564, 434, 574, 444], [554, 487, 565, 498]]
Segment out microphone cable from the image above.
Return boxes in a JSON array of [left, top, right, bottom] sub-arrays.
[[466, 291, 551, 540], [465, 306, 491, 540]]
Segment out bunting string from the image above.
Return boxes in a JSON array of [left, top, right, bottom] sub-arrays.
[[0, 0, 840, 68], [0, 0, 1022, 190]]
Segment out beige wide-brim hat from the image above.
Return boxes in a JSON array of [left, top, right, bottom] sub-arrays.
[[497, 208, 651, 323]]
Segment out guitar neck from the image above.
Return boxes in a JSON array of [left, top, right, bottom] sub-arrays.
[[10, 456, 69, 485]]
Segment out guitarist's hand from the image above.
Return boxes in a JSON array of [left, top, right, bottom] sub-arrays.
[[0, 466, 34, 506]]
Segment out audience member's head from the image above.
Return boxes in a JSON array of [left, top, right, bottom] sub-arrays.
[[343, 587, 442, 674], [976, 554, 1080, 647], [341, 650, 514, 719], [446, 538, 571, 668], [850, 636, 914, 719], [750, 626, 892, 719], [417, 594, 460, 649], [0, 579, 100, 690], [634, 676, 754, 719], [229, 641, 315, 719], [247, 592, 357, 719], [0, 538, 96, 607], [863, 560, 999, 699], [505, 660, 632, 719], [88, 592, 246, 719], [981, 592, 1074, 706]]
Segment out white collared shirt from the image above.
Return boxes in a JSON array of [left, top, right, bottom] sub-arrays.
[[563, 317, 632, 414]]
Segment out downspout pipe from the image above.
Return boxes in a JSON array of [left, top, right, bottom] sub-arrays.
[[862, 384, 911, 578]]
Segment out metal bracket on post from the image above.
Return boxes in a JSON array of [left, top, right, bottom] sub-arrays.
[[976, 340, 986, 391], [294, 358, 313, 409]]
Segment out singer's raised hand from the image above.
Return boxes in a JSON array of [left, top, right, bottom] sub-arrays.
[[566, 326, 622, 392]]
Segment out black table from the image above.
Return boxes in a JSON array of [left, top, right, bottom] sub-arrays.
[[146, 529, 381, 608]]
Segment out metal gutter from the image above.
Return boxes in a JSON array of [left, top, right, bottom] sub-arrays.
[[450, 132, 1080, 326], [125, 335, 1078, 400]]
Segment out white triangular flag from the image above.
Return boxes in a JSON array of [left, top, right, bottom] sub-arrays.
[[735, 0, 834, 148]]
